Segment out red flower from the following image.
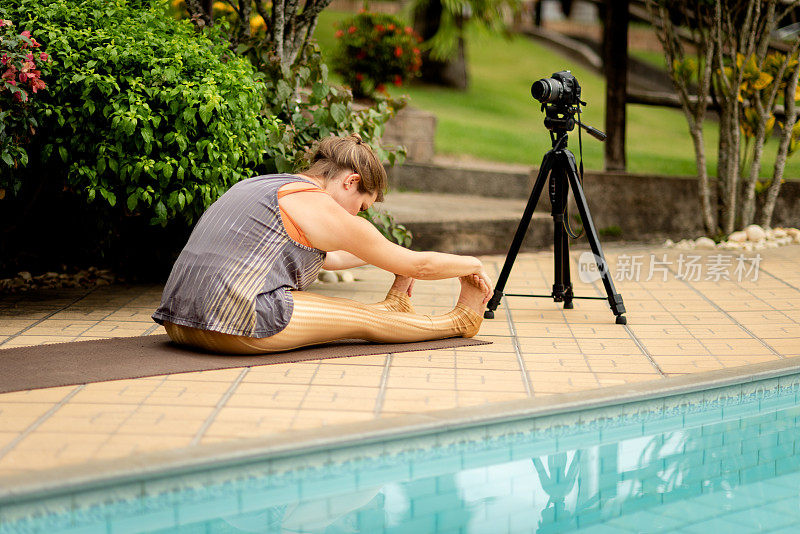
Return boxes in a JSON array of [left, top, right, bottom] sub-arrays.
[[404, 26, 413, 35], [31, 77, 46, 93], [413, 48, 420, 55], [20, 30, 31, 38], [348, 25, 357, 34], [30, 38, 40, 48], [19, 72, 28, 83], [26, 53, 34, 62], [376, 83, 386, 93], [1, 55, 7, 66], [375, 24, 384, 32], [0, 19, 11, 28], [355, 73, 364, 81], [335, 29, 344, 38], [40, 52, 49, 61], [393, 75, 403, 86], [394, 46, 403, 57], [388, 23, 395, 30], [356, 50, 367, 60]]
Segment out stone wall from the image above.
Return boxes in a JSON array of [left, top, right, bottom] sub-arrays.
[[387, 161, 800, 242]]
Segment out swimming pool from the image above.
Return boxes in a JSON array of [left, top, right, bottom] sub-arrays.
[[2, 373, 800, 533]]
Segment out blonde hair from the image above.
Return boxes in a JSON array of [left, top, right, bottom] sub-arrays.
[[299, 133, 387, 202]]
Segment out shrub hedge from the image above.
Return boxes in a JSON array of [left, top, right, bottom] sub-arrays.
[[1, 0, 274, 227], [0, 0, 281, 275]]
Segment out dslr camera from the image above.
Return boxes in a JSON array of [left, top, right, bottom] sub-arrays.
[[531, 71, 582, 107]]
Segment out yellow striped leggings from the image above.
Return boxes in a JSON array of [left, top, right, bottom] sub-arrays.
[[164, 288, 482, 354]]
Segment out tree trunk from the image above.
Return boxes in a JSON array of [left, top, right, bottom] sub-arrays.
[[413, 0, 469, 89], [761, 58, 800, 228], [717, 104, 741, 234], [602, 0, 629, 171]]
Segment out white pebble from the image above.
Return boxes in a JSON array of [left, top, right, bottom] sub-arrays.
[[770, 228, 788, 239], [318, 270, 338, 283], [728, 231, 747, 243], [663, 239, 674, 248], [694, 237, 716, 250], [745, 224, 766, 242]]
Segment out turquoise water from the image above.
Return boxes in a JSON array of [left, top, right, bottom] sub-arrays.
[[2, 377, 800, 533]]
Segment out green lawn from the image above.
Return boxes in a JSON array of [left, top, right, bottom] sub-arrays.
[[315, 11, 800, 179]]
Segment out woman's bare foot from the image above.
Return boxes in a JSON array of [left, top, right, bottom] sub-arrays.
[[457, 275, 489, 316]]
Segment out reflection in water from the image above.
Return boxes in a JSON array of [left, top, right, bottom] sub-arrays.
[[6, 385, 800, 533], [205, 395, 800, 533]]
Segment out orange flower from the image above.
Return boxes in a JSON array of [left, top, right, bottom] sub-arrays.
[[348, 25, 357, 34], [394, 46, 403, 57], [335, 29, 344, 38]]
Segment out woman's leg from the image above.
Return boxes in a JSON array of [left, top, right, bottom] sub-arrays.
[[165, 277, 484, 354], [364, 275, 415, 313]]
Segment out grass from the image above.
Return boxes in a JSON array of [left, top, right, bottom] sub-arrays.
[[315, 11, 800, 179]]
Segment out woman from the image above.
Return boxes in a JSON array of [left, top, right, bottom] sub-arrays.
[[152, 133, 493, 353]]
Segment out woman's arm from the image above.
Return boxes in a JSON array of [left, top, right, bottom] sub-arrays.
[[282, 192, 490, 284], [322, 250, 368, 270]]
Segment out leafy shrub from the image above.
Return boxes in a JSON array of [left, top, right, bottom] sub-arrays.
[[1, 0, 274, 227], [332, 12, 422, 99], [239, 41, 413, 245], [0, 19, 51, 182]]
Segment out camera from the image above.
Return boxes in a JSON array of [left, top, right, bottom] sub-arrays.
[[531, 71, 581, 107]]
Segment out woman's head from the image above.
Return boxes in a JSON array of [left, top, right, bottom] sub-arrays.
[[300, 133, 387, 204]]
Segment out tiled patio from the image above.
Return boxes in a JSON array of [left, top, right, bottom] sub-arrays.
[[0, 244, 799, 484]]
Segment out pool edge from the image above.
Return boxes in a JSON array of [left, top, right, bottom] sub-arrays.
[[3, 355, 800, 505]]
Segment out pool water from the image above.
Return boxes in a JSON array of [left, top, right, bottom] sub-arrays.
[[2, 376, 800, 533]]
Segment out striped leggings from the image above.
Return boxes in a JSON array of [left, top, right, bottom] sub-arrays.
[[163, 288, 482, 354]]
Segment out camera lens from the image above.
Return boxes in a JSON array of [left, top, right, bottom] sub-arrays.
[[531, 78, 562, 103]]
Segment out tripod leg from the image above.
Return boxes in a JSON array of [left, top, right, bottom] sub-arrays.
[[550, 165, 571, 307], [485, 150, 555, 319], [561, 151, 627, 324], [562, 222, 574, 309]]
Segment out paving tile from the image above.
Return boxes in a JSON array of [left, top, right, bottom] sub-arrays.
[[0, 319, 35, 336], [384, 367, 456, 390], [0, 386, 77, 404], [114, 405, 213, 436], [454, 369, 528, 392], [1, 335, 79, 347], [381, 388, 459, 412], [225, 383, 310, 409], [0, 403, 59, 432], [35, 403, 139, 433]]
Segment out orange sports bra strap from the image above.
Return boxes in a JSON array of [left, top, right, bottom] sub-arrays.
[[277, 183, 327, 199]]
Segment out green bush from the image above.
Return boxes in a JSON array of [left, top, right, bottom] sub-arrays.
[[331, 12, 422, 99], [1, 0, 274, 227], [237, 40, 413, 246]]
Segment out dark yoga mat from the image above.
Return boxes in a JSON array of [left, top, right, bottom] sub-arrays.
[[0, 335, 491, 394]]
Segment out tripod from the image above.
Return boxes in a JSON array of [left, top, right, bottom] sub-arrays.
[[483, 106, 627, 325]]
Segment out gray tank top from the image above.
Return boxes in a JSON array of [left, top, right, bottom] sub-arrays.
[[152, 175, 326, 337]]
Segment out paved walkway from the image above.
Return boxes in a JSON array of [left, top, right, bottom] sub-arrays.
[[0, 245, 798, 481]]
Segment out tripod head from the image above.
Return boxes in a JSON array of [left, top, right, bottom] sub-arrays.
[[531, 71, 607, 147], [542, 102, 607, 146]]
